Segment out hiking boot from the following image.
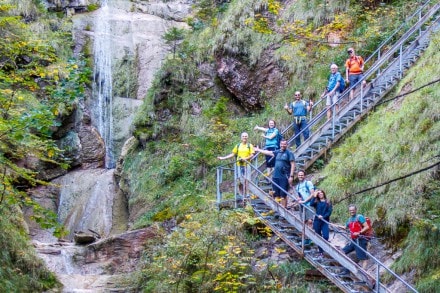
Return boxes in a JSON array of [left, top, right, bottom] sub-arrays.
[[303, 239, 312, 246]]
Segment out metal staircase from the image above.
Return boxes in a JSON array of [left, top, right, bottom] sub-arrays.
[[292, 1, 440, 170], [216, 1, 439, 292]]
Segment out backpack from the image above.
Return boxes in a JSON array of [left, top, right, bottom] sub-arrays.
[[296, 180, 313, 200], [348, 215, 374, 240], [275, 130, 283, 149], [338, 73, 346, 93]]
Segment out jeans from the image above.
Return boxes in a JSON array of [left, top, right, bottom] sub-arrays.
[[349, 73, 364, 89], [313, 218, 330, 253], [293, 118, 309, 147], [342, 238, 368, 260]]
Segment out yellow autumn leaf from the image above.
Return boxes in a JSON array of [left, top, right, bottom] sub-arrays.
[[274, 247, 286, 253]]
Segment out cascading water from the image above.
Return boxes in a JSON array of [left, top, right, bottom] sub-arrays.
[[92, 0, 115, 169]]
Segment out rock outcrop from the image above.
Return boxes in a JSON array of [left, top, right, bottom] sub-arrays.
[[34, 227, 157, 291], [216, 50, 288, 111]]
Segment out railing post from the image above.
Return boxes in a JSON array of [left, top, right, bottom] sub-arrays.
[[234, 164, 238, 209], [376, 263, 380, 293], [399, 44, 403, 78], [360, 84, 364, 111], [301, 207, 305, 255], [377, 50, 381, 76], [331, 103, 336, 139], [216, 167, 222, 209]]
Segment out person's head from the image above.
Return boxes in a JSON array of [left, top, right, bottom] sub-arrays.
[[294, 91, 301, 100], [330, 64, 338, 73], [241, 132, 249, 143], [316, 189, 327, 200], [268, 119, 276, 128], [297, 170, 306, 181], [279, 139, 288, 150], [348, 204, 357, 216], [347, 48, 355, 56]]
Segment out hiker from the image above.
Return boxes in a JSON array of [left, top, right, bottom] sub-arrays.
[[345, 48, 366, 100], [254, 139, 295, 208], [308, 189, 332, 256], [296, 170, 315, 220], [321, 64, 343, 120], [340, 204, 370, 272], [254, 119, 280, 175], [217, 132, 255, 197], [284, 91, 313, 148], [296, 170, 315, 245]]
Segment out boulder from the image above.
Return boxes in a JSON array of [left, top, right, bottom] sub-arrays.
[[78, 124, 105, 168], [74, 231, 98, 245]]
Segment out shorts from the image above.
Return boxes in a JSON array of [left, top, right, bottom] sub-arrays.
[[238, 165, 251, 183], [342, 238, 368, 260], [300, 205, 314, 221], [272, 176, 289, 198], [349, 73, 364, 89], [326, 91, 339, 106]]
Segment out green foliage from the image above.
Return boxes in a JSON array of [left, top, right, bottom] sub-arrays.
[[87, 3, 100, 12], [163, 27, 186, 58], [130, 0, 437, 291], [137, 206, 325, 292], [0, 205, 60, 292], [0, 2, 87, 290]]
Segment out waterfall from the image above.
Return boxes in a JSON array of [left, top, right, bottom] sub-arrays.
[[92, 0, 115, 169]]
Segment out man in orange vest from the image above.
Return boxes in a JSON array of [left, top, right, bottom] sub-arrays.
[[345, 48, 366, 100]]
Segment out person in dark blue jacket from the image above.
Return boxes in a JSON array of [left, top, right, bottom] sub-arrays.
[[305, 189, 332, 256]]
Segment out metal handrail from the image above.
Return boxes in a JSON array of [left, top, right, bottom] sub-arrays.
[[216, 155, 418, 292], [279, 0, 439, 157], [290, 2, 440, 165], [246, 162, 418, 292], [216, 2, 438, 291], [364, 0, 436, 65]]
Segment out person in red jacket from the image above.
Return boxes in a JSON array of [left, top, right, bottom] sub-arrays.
[[340, 205, 370, 271]]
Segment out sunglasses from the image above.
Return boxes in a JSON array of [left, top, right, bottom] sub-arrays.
[[347, 50, 353, 54]]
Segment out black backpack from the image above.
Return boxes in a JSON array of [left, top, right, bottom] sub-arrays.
[[275, 130, 283, 149]]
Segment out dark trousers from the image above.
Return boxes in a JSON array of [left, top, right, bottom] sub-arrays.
[[293, 119, 309, 147], [313, 218, 329, 253], [265, 146, 277, 168]]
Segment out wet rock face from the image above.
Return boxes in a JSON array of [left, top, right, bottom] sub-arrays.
[[216, 52, 288, 112], [34, 227, 157, 291], [133, 0, 192, 22], [77, 124, 106, 168]]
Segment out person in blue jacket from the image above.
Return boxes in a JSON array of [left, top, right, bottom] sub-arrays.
[[304, 189, 332, 257], [284, 91, 313, 148], [254, 119, 280, 175]]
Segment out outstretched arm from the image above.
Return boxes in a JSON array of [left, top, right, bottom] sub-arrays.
[[254, 125, 268, 132], [254, 145, 274, 156], [300, 189, 316, 204], [217, 153, 235, 160]]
